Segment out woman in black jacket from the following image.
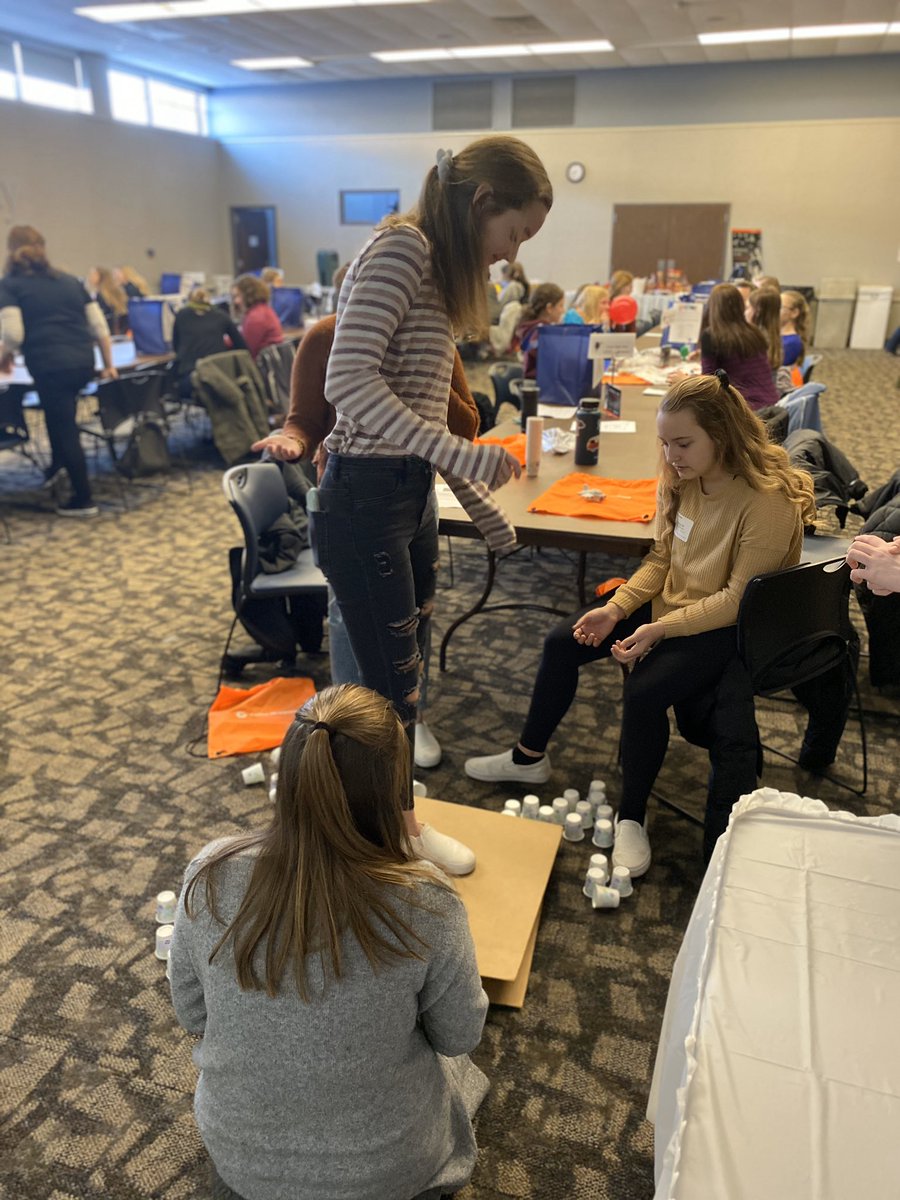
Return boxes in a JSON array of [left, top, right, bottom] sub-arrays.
[[171, 287, 246, 399]]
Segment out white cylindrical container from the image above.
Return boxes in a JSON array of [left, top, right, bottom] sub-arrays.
[[155, 891, 176, 924], [591, 886, 621, 910], [502, 809, 518, 817], [588, 853, 609, 884], [575, 800, 593, 830], [563, 788, 580, 812], [270, 746, 281, 768], [588, 779, 606, 803], [551, 797, 569, 825], [583, 866, 606, 899], [594, 803, 613, 823], [523, 793, 540, 809], [610, 865, 633, 898], [592, 818, 614, 849], [241, 762, 265, 786], [538, 805, 555, 823], [269, 785, 278, 803], [525, 415, 544, 478], [155, 924, 174, 961], [563, 813, 585, 842], [522, 796, 540, 820], [503, 799, 522, 818]]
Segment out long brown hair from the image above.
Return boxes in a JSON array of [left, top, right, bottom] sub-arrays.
[[748, 287, 783, 370], [522, 282, 563, 322], [609, 270, 633, 300], [700, 283, 767, 361], [94, 267, 128, 316], [657, 374, 816, 532], [119, 265, 150, 296], [185, 685, 451, 1000], [4, 225, 53, 277], [781, 290, 810, 360], [383, 135, 552, 339]]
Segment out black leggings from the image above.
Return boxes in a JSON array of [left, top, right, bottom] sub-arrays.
[[520, 597, 741, 825], [34, 367, 95, 505]]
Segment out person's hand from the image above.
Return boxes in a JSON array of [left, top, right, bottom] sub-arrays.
[[100, 366, 119, 381], [572, 604, 622, 647], [482, 446, 521, 491], [251, 433, 304, 461], [610, 621, 666, 664], [846, 535, 900, 596]]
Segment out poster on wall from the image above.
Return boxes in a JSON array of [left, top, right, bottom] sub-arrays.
[[731, 229, 764, 281]]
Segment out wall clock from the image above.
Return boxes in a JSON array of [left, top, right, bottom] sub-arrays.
[[566, 161, 586, 184]]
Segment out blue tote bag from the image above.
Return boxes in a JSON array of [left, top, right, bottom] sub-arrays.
[[535, 323, 604, 406]]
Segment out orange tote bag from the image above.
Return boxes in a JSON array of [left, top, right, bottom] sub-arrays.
[[207, 676, 316, 758]]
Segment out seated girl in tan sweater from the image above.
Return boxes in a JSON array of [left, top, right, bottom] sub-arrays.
[[465, 371, 816, 877]]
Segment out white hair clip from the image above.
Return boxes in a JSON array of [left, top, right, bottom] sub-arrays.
[[436, 148, 453, 184]]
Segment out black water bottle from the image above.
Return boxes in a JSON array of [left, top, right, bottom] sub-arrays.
[[519, 381, 539, 431], [574, 398, 601, 466]]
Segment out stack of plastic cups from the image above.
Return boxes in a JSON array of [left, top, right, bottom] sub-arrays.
[[503, 799, 522, 818], [575, 800, 593, 830], [551, 797, 569, 826], [588, 779, 606, 809], [155, 890, 177, 979], [588, 853, 609, 885], [610, 866, 633, 898], [563, 813, 584, 842], [563, 788, 580, 812], [538, 805, 555, 823], [522, 796, 540, 821], [592, 818, 614, 849], [583, 867, 606, 899], [594, 803, 614, 825]]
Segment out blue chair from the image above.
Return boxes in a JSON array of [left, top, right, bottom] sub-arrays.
[[778, 382, 826, 436], [801, 353, 822, 384], [271, 287, 304, 328], [128, 299, 171, 357]]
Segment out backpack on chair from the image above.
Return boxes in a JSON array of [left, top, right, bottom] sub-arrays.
[[119, 415, 171, 478]]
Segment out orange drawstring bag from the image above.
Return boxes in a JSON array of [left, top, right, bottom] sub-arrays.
[[474, 432, 527, 466], [528, 474, 658, 523], [207, 676, 316, 758]]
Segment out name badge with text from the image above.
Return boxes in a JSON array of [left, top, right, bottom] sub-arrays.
[[674, 513, 694, 542]]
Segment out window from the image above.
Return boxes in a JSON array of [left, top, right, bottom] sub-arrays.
[[340, 190, 401, 226], [13, 43, 92, 113], [107, 69, 207, 135]]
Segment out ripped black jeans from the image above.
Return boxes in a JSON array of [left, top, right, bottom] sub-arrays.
[[314, 454, 438, 805]]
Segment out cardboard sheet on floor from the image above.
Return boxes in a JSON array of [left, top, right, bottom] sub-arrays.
[[416, 798, 561, 1007]]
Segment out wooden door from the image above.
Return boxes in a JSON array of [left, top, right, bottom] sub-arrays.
[[611, 203, 730, 283]]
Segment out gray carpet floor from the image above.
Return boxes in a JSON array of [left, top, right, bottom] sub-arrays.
[[1, 347, 897, 1199]]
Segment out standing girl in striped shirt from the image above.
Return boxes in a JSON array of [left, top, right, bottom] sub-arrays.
[[311, 136, 552, 873]]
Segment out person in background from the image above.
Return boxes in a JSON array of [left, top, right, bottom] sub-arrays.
[[756, 275, 781, 293], [735, 279, 754, 308], [117, 266, 150, 299], [171, 286, 246, 400], [86, 266, 129, 336], [251, 262, 482, 785], [465, 373, 815, 874], [696, 283, 778, 410], [780, 290, 810, 368], [231, 274, 284, 360], [516, 282, 565, 379], [0, 225, 117, 517], [500, 260, 530, 306], [563, 284, 609, 326], [746, 287, 783, 377], [609, 269, 634, 301], [261, 267, 285, 288], [847, 535, 900, 594], [170, 684, 489, 1200]]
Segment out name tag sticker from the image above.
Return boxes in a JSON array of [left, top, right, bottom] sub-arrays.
[[674, 513, 694, 542]]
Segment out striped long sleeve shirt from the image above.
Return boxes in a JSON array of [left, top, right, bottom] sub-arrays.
[[324, 224, 516, 553]]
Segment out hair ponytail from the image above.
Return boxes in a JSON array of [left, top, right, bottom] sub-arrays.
[[5, 225, 52, 277]]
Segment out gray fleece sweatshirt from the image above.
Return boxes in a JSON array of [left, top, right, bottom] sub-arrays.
[[169, 843, 489, 1200]]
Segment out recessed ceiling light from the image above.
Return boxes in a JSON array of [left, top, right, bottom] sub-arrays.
[[373, 39, 614, 63], [76, 0, 430, 22], [698, 28, 789, 46], [791, 23, 888, 40], [233, 55, 312, 68]]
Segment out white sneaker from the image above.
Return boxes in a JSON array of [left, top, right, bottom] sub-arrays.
[[413, 779, 427, 798], [414, 721, 442, 769], [410, 823, 476, 876], [464, 747, 551, 785], [612, 818, 651, 877]]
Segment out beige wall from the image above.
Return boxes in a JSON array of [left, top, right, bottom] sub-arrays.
[[219, 118, 900, 294], [0, 98, 227, 283]]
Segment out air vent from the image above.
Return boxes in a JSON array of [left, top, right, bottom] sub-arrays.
[[512, 75, 575, 128], [490, 15, 555, 36], [433, 80, 493, 132]]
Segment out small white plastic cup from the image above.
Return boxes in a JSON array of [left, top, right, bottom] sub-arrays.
[[522, 796, 540, 820], [155, 891, 176, 924], [551, 797, 569, 825], [270, 746, 281, 768], [594, 803, 614, 823], [583, 866, 606, 899], [592, 818, 614, 849], [241, 762, 265, 786], [502, 809, 518, 817], [563, 788, 580, 812], [538, 805, 555, 823], [155, 924, 174, 961], [523, 793, 540, 809], [591, 886, 621, 910], [610, 865, 633, 898], [588, 778, 606, 802], [575, 800, 593, 830], [503, 799, 522, 818], [588, 854, 609, 886], [564, 813, 585, 842]]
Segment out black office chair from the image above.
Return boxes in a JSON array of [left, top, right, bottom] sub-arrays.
[[488, 362, 523, 421], [257, 341, 298, 418], [737, 557, 867, 795], [0, 384, 42, 471], [221, 462, 327, 682]]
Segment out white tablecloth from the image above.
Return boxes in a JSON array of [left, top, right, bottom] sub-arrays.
[[648, 788, 900, 1200]]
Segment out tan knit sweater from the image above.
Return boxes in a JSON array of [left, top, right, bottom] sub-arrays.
[[612, 475, 803, 638]]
